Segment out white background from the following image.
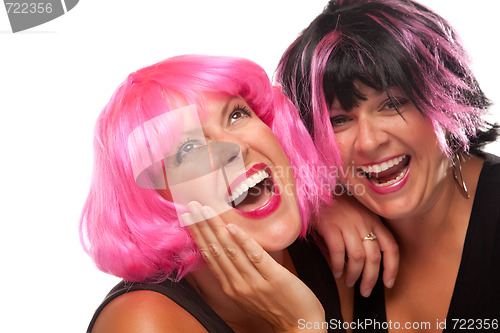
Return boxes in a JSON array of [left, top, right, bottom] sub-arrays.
[[0, 1, 498, 331]]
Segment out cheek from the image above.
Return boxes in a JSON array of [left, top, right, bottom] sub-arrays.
[[337, 141, 354, 173], [261, 128, 282, 151], [255, 128, 291, 162], [333, 132, 351, 159]]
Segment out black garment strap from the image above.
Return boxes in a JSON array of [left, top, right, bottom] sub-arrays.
[[86, 278, 234, 333]]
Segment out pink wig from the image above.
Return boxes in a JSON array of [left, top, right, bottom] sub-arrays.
[[80, 55, 333, 282], [277, 0, 497, 170]]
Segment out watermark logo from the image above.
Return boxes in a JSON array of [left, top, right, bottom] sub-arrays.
[[3, 0, 78, 33], [128, 106, 247, 225]]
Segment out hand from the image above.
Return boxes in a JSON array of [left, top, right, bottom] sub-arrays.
[[184, 201, 326, 333], [317, 194, 399, 297]]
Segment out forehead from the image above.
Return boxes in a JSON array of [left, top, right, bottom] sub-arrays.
[[199, 93, 244, 116]]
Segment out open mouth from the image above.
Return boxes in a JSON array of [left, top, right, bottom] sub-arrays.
[[358, 155, 411, 187], [228, 167, 275, 212]]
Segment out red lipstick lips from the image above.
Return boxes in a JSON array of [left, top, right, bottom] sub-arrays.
[[228, 163, 281, 218]]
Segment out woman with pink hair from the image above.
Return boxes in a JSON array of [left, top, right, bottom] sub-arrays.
[[81, 54, 397, 332], [277, 0, 500, 330]]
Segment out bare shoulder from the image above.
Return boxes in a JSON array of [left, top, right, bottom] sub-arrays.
[[91, 290, 208, 333]]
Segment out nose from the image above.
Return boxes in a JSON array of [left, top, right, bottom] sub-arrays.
[[353, 115, 389, 154], [207, 141, 241, 169], [208, 129, 250, 163]]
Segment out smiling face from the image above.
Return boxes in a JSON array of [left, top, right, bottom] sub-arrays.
[[329, 83, 451, 221], [166, 93, 301, 251]]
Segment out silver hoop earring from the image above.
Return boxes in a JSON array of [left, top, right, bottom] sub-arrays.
[[452, 153, 470, 199]]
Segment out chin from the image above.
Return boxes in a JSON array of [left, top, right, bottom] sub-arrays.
[[260, 216, 302, 251], [369, 199, 416, 221]]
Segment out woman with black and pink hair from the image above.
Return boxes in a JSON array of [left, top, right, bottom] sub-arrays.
[[277, 0, 500, 330]]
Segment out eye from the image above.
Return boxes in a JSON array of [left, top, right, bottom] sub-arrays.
[[176, 139, 203, 164], [228, 105, 252, 125], [381, 97, 409, 112], [330, 114, 352, 128]]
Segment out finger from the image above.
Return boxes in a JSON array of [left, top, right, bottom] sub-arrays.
[[185, 203, 240, 286], [193, 206, 240, 275], [199, 206, 265, 282], [185, 215, 227, 281], [224, 223, 285, 281], [373, 224, 399, 289], [342, 228, 366, 288], [187, 201, 205, 224], [320, 225, 345, 279], [358, 236, 382, 297]]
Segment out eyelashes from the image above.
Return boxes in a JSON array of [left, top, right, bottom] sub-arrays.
[[382, 97, 410, 110], [174, 104, 253, 165], [330, 114, 351, 128], [228, 105, 251, 124], [176, 138, 202, 165]]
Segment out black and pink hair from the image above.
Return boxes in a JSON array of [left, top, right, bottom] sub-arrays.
[[277, 0, 497, 167]]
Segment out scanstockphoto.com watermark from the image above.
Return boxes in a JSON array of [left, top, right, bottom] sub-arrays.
[[297, 318, 499, 331], [3, 0, 79, 33]]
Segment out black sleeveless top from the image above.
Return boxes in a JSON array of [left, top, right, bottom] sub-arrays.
[[87, 237, 344, 332], [353, 153, 500, 332]]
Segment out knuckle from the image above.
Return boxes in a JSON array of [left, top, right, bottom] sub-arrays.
[[385, 239, 400, 255], [247, 250, 264, 264], [224, 246, 238, 260], [199, 249, 211, 262], [231, 282, 251, 297], [208, 243, 222, 258], [363, 276, 378, 289], [221, 283, 236, 297], [349, 248, 366, 262], [252, 280, 271, 293], [367, 251, 382, 264], [329, 243, 345, 256]]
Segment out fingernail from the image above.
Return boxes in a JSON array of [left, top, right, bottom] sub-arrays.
[[201, 206, 213, 220], [346, 280, 355, 288], [334, 271, 343, 279], [226, 224, 237, 235], [361, 288, 372, 298], [187, 201, 199, 214], [181, 213, 194, 226], [386, 279, 395, 289]]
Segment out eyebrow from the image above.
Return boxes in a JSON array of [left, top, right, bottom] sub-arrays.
[[178, 96, 243, 136], [179, 128, 204, 138], [221, 96, 242, 118]]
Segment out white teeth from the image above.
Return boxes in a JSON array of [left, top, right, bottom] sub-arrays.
[[228, 170, 270, 203], [359, 155, 406, 174], [373, 165, 408, 187]]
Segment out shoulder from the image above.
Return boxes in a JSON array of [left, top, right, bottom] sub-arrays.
[[484, 152, 500, 171], [91, 290, 208, 333], [476, 153, 500, 184]]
